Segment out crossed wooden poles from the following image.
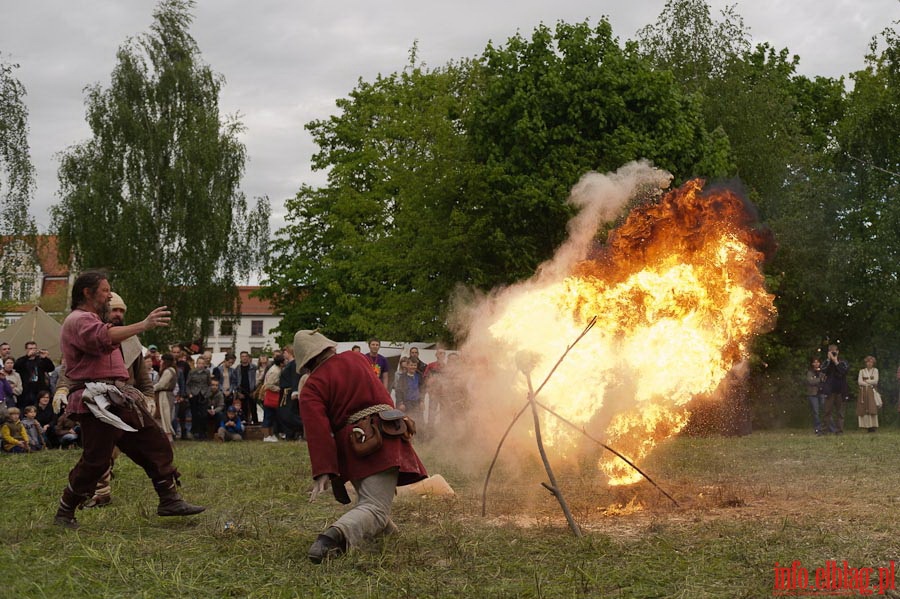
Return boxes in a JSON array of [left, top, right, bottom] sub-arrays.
[[480, 316, 679, 538]]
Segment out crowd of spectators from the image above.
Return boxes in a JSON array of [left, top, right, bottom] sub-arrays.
[[0, 336, 461, 454]]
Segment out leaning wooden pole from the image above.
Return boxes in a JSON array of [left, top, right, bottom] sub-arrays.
[[526, 371, 582, 537], [481, 317, 596, 518], [481, 314, 680, 518]]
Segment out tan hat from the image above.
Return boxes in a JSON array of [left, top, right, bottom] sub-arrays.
[[293, 329, 337, 372], [109, 292, 127, 312]]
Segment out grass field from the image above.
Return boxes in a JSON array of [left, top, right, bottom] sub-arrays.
[[2, 425, 900, 598]]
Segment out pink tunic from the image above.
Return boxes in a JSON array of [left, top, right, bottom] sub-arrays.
[[300, 351, 427, 486], [60, 309, 128, 414]]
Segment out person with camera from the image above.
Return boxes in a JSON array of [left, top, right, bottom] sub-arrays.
[[14, 341, 54, 410], [821, 344, 850, 434]]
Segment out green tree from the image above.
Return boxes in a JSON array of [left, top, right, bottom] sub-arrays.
[[465, 19, 732, 285], [262, 20, 733, 343], [828, 24, 900, 353], [261, 53, 478, 342], [51, 0, 269, 344], [0, 58, 39, 314], [0, 59, 36, 237]]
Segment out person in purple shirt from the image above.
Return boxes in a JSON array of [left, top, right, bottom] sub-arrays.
[[53, 270, 205, 529], [366, 338, 390, 389]]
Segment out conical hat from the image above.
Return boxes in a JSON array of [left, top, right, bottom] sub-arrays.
[[292, 329, 337, 372]]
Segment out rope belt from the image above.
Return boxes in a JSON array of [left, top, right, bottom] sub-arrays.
[[346, 404, 393, 427]]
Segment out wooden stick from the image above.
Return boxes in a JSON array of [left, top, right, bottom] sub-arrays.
[[480, 314, 680, 516], [526, 372, 582, 537], [481, 317, 596, 517], [534, 400, 679, 507]]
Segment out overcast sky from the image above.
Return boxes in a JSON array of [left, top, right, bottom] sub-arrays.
[[3, 0, 899, 235]]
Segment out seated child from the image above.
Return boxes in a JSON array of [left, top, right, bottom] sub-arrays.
[[215, 405, 244, 442], [55, 414, 80, 449], [206, 378, 226, 437], [21, 405, 45, 451], [1, 407, 29, 453]]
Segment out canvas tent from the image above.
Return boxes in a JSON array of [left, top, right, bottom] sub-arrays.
[[0, 306, 64, 363]]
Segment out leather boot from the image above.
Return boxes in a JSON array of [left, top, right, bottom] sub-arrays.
[[308, 527, 347, 564], [54, 485, 90, 529], [154, 475, 206, 517]]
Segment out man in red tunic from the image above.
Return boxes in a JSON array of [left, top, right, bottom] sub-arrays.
[[295, 329, 428, 563], [54, 270, 205, 528]]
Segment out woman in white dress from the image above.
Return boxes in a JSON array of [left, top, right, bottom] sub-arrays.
[[856, 355, 880, 432]]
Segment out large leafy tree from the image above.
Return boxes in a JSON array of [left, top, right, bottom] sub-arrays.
[[0, 58, 39, 313], [262, 55, 478, 342], [52, 0, 269, 344], [464, 19, 732, 285], [0, 59, 36, 237], [826, 24, 900, 354], [262, 20, 733, 343], [638, 0, 851, 362]]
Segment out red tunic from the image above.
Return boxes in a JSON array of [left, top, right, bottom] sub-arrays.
[[60, 309, 128, 415], [300, 351, 427, 486]]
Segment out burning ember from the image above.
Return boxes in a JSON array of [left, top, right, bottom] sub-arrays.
[[459, 163, 775, 486]]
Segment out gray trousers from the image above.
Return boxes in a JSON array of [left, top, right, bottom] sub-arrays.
[[331, 467, 399, 548]]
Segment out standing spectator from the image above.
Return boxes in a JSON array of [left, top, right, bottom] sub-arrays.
[[153, 353, 178, 444], [21, 405, 45, 451], [234, 351, 257, 413], [3, 357, 22, 407], [1, 407, 29, 453], [424, 348, 448, 425], [0, 364, 15, 420], [174, 346, 194, 439], [261, 355, 284, 442], [278, 346, 303, 440], [147, 345, 161, 373], [295, 329, 427, 563], [857, 356, 880, 433], [14, 340, 54, 410], [365, 338, 390, 389], [394, 357, 425, 429], [821, 344, 849, 434], [50, 360, 65, 395], [248, 354, 268, 426], [213, 353, 238, 406], [805, 358, 826, 435], [407, 347, 427, 375], [185, 356, 211, 440], [145, 356, 159, 385], [0, 341, 11, 362], [350, 345, 361, 353]]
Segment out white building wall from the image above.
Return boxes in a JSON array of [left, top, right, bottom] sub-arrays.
[[207, 314, 282, 355]]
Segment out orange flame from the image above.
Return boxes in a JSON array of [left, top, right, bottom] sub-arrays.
[[464, 172, 775, 486]]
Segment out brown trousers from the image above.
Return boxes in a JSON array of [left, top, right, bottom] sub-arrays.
[[67, 405, 176, 498]]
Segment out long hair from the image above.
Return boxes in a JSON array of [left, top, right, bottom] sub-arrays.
[[160, 353, 176, 370], [70, 270, 108, 311]]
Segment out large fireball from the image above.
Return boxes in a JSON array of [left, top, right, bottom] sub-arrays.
[[456, 163, 775, 485]]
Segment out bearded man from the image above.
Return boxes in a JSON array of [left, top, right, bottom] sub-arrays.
[[54, 271, 204, 529]]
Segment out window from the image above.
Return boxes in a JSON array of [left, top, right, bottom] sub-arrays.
[[220, 321, 234, 336], [251, 320, 264, 336]]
